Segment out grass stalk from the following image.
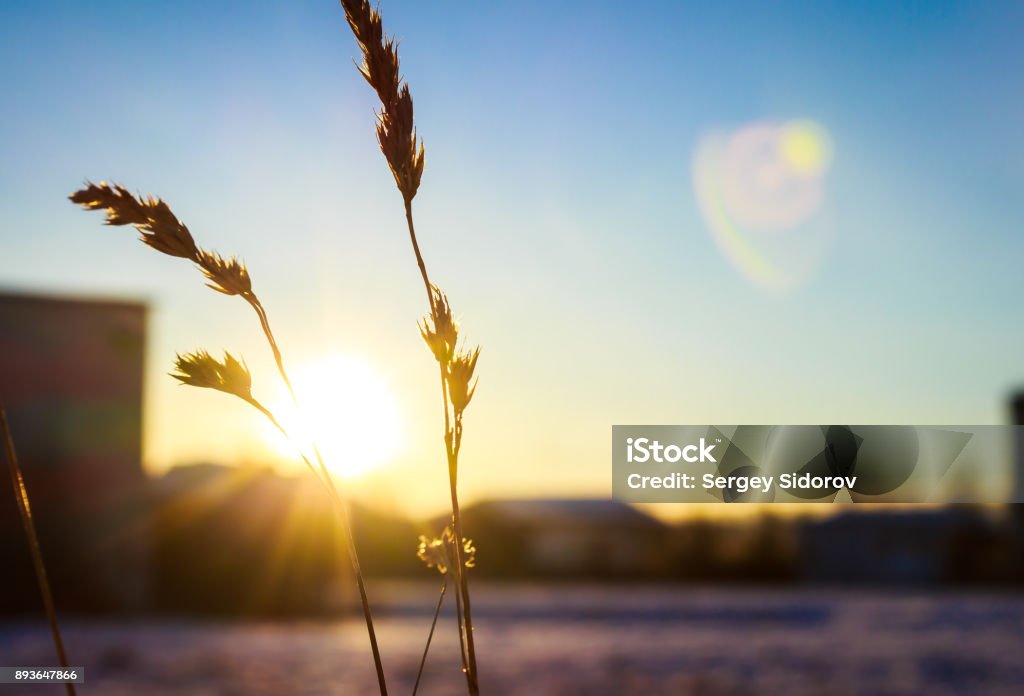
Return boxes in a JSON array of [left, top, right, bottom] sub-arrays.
[[445, 416, 479, 693], [1, 408, 76, 696], [412, 578, 448, 696], [335, 0, 484, 688], [69, 182, 389, 695], [452, 563, 470, 678], [243, 294, 388, 695], [403, 201, 481, 695], [396, 199, 481, 693]]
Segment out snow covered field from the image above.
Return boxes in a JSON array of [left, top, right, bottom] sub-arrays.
[[3, 584, 1024, 695]]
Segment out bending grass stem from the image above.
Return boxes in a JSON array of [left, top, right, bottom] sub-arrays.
[[404, 201, 434, 310], [1, 409, 76, 696], [241, 300, 389, 696], [243, 293, 343, 499]]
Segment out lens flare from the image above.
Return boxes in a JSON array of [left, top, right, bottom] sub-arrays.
[[693, 119, 834, 290], [781, 120, 832, 176]]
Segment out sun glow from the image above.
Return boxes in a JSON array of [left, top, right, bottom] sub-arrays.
[[263, 354, 404, 479]]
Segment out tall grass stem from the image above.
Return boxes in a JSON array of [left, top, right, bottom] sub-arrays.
[[412, 579, 448, 696], [1, 408, 76, 696], [404, 203, 480, 695], [243, 298, 388, 696]]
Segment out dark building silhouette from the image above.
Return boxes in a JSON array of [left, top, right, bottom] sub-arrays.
[[0, 291, 148, 613], [149, 462, 420, 616], [458, 499, 671, 578], [150, 464, 347, 616], [798, 508, 1009, 585], [1010, 390, 1024, 569]]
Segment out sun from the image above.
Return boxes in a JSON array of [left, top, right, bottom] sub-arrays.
[[262, 354, 404, 478]]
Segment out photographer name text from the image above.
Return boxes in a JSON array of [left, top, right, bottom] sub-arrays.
[[624, 437, 856, 492]]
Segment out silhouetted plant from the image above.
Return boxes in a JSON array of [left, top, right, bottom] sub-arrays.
[[413, 528, 476, 695], [2, 408, 76, 696], [337, 2, 484, 692], [69, 183, 389, 694], [69, 4, 486, 692]]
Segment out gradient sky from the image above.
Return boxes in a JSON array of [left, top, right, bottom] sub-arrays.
[[2, 1, 1023, 517]]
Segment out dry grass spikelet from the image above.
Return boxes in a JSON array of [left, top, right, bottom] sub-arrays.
[[339, 0, 424, 203], [340, 0, 400, 106], [376, 86, 424, 203], [447, 347, 480, 415], [72, 184, 256, 299], [197, 250, 253, 296], [417, 527, 477, 575], [69, 182, 199, 260], [171, 350, 254, 402], [419, 285, 458, 364]]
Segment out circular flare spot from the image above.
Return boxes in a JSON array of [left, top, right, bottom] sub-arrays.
[[781, 120, 832, 177], [692, 119, 834, 291]]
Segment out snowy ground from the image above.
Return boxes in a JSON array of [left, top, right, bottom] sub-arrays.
[[2, 583, 1024, 695]]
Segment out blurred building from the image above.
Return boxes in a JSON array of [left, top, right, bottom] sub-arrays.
[[459, 499, 671, 578], [1010, 391, 1024, 565], [150, 463, 350, 616], [1013, 392, 1024, 495], [798, 508, 1010, 585], [0, 291, 149, 613]]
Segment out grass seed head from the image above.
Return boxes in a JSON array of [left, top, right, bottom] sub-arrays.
[[197, 250, 253, 296], [171, 350, 254, 402], [417, 526, 476, 575], [447, 346, 480, 416], [341, 0, 400, 106], [70, 182, 199, 261], [339, 0, 424, 203], [419, 285, 458, 364]]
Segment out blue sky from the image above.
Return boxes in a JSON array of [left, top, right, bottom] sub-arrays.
[[2, 1, 1023, 514]]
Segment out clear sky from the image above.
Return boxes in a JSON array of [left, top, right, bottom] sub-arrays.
[[2, 1, 1023, 517]]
